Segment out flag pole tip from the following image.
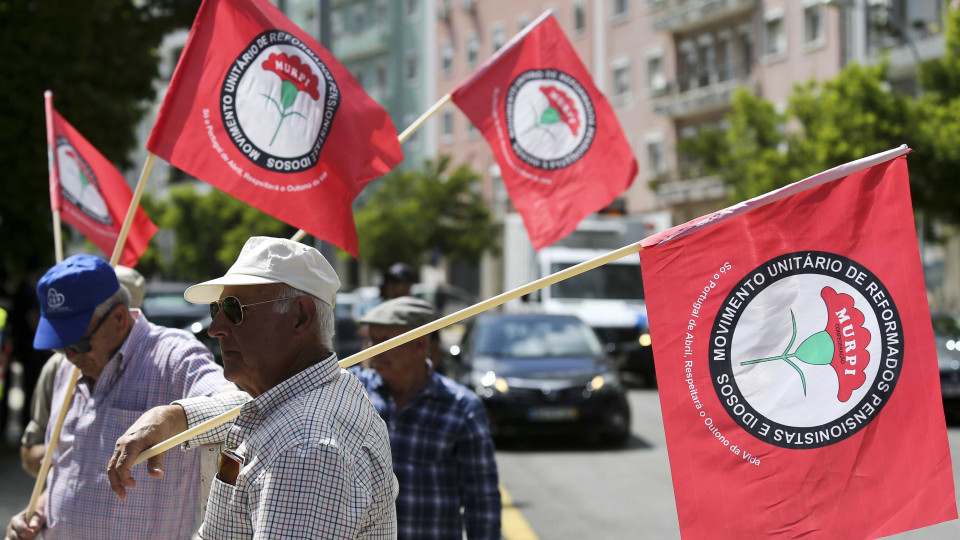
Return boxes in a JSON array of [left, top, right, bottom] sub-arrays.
[[44, 90, 52, 98]]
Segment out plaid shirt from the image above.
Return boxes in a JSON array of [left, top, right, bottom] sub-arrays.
[[45, 311, 233, 540], [176, 354, 398, 539], [350, 364, 501, 540]]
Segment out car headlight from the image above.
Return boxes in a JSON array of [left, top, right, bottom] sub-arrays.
[[475, 370, 509, 395], [638, 333, 652, 347], [587, 372, 620, 392]]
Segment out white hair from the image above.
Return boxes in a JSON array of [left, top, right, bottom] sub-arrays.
[[272, 284, 335, 352], [91, 285, 131, 319]]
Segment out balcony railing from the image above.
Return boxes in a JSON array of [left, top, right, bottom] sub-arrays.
[[652, 0, 756, 33], [332, 25, 390, 62], [652, 62, 753, 118]]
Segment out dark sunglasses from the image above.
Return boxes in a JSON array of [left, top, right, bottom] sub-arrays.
[[53, 305, 117, 355], [210, 296, 296, 325]]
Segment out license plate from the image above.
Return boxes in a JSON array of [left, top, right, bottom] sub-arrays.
[[528, 406, 579, 422]]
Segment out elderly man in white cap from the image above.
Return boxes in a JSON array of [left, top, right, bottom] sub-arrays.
[[106, 237, 398, 539]]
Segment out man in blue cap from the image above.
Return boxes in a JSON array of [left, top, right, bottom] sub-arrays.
[[5, 254, 233, 540]]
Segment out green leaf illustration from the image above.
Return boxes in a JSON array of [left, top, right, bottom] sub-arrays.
[[280, 80, 298, 109], [540, 106, 560, 125], [794, 331, 835, 365], [79, 170, 91, 188]]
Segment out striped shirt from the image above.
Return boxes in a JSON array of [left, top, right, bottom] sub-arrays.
[[45, 310, 233, 540], [175, 354, 398, 539], [350, 364, 502, 540]]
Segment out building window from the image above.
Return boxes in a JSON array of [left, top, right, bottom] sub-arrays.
[[739, 25, 754, 76], [331, 12, 344, 36], [645, 48, 666, 93], [405, 0, 418, 18], [804, 1, 825, 48], [764, 9, 786, 59], [518, 14, 531, 32], [612, 0, 629, 19], [352, 6, 366, 32], [376, 62, 387, 91], [492, 26, 505, 53], [441, 111, 454, 143], [573, 1, 586, 34], [467, 120, 479, 138], [405, 53, 418, 84], [442, 42, 454, 75], [467, 34, 480, 66], [645, 134, 666, 179], [611, 58, 631, 99]]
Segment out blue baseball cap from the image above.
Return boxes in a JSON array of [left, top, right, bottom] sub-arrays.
[[34, 254, 120, 350]]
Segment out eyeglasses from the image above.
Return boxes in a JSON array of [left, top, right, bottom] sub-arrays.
[[54, 305, 117, 355], [210, 296, 296, 325]]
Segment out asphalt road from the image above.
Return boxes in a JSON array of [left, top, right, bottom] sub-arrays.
[[495, 388, 960, 539]]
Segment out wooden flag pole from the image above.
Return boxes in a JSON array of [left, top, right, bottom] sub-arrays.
[[109, 152, 155, 266], [44, 91, 64, 264], [133, 239, 644, 465], [52, 211, 64, 263], [26, 151, 156, 520], [290, 94, 453, 243]]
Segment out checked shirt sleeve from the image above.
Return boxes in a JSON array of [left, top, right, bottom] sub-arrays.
[[457, 399, 502, 540], [174, 391, 251, 449]]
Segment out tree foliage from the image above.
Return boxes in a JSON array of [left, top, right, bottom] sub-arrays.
[[679, 6, 960, 229], [139, 185, 294, 282], [354, 157, 499, 273], [0, 0, 199, 275]]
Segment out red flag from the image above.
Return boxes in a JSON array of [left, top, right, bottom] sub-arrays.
[[640, 147, 956, 539], [451, 12, 637, 250], [147, 0, 402, 256], [46, 105, 157, 266]]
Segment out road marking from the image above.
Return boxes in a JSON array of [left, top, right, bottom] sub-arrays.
[[500, 484, 538, 540]]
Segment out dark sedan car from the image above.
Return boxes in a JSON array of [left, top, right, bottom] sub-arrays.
[[447, 312, 631, 446], [142, 281, 210, 329], [933, 312, 960, 408]]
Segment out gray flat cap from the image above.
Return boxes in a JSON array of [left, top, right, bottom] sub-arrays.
[[360, 296, 435, 327]]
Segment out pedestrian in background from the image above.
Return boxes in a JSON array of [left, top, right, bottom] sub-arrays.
[[107, 236, 398, 539], [5, 255, 232, 540], [352, 296, 502, 540], [19, 265, 147, 477]]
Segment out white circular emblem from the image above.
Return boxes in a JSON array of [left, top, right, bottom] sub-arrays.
[[55, 137, 112, 225], [505, 69, 596, 170], [221, 30, 340, 173], [710, 251, 902, 449]]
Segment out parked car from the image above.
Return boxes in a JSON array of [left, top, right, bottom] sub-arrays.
[[446, 312, 631, 446], [183, 315, 221, 366], [933, 312, 960, 408], [141, 282, 209, 329]]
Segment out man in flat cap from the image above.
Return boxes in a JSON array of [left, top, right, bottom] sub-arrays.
[[107, 236, 398, 539], [5, 255, 232, 540], [351, 296, 501, 540]]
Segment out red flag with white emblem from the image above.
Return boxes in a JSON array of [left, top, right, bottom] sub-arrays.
[[147, 0, 402, 256], [640, 147, 956, 539], [450, 12, 637, 250], [46, 106, 157, 266]]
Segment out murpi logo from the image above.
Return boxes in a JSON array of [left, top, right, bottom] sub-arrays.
[[505, 69, 596, 171], [709, 251, 903, 449], [221, 30, 340, 173], [46, 288, 66, 311], [55, 136, 112, 225]]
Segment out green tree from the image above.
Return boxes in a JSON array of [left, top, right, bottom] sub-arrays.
[[354, 157, 499, 272], [0, 0, 199, 275], [142, 185, 294, 282]]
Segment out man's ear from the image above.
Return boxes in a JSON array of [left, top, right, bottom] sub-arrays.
[[292, 296, 317, 332]]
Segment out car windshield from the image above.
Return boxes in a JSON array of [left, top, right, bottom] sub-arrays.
[[549, 262, 644, 300], [473, 317, 604, 358], [932, 313, 960, 338]]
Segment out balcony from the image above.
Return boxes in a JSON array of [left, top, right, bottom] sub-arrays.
[[653, 0, 756, 33], [332, 25, 390, 63], [652, 64, 753, 119], [654, 174, 726, 205]]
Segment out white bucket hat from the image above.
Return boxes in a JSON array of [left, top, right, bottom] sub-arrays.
[[184, 236, 340, 307]]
